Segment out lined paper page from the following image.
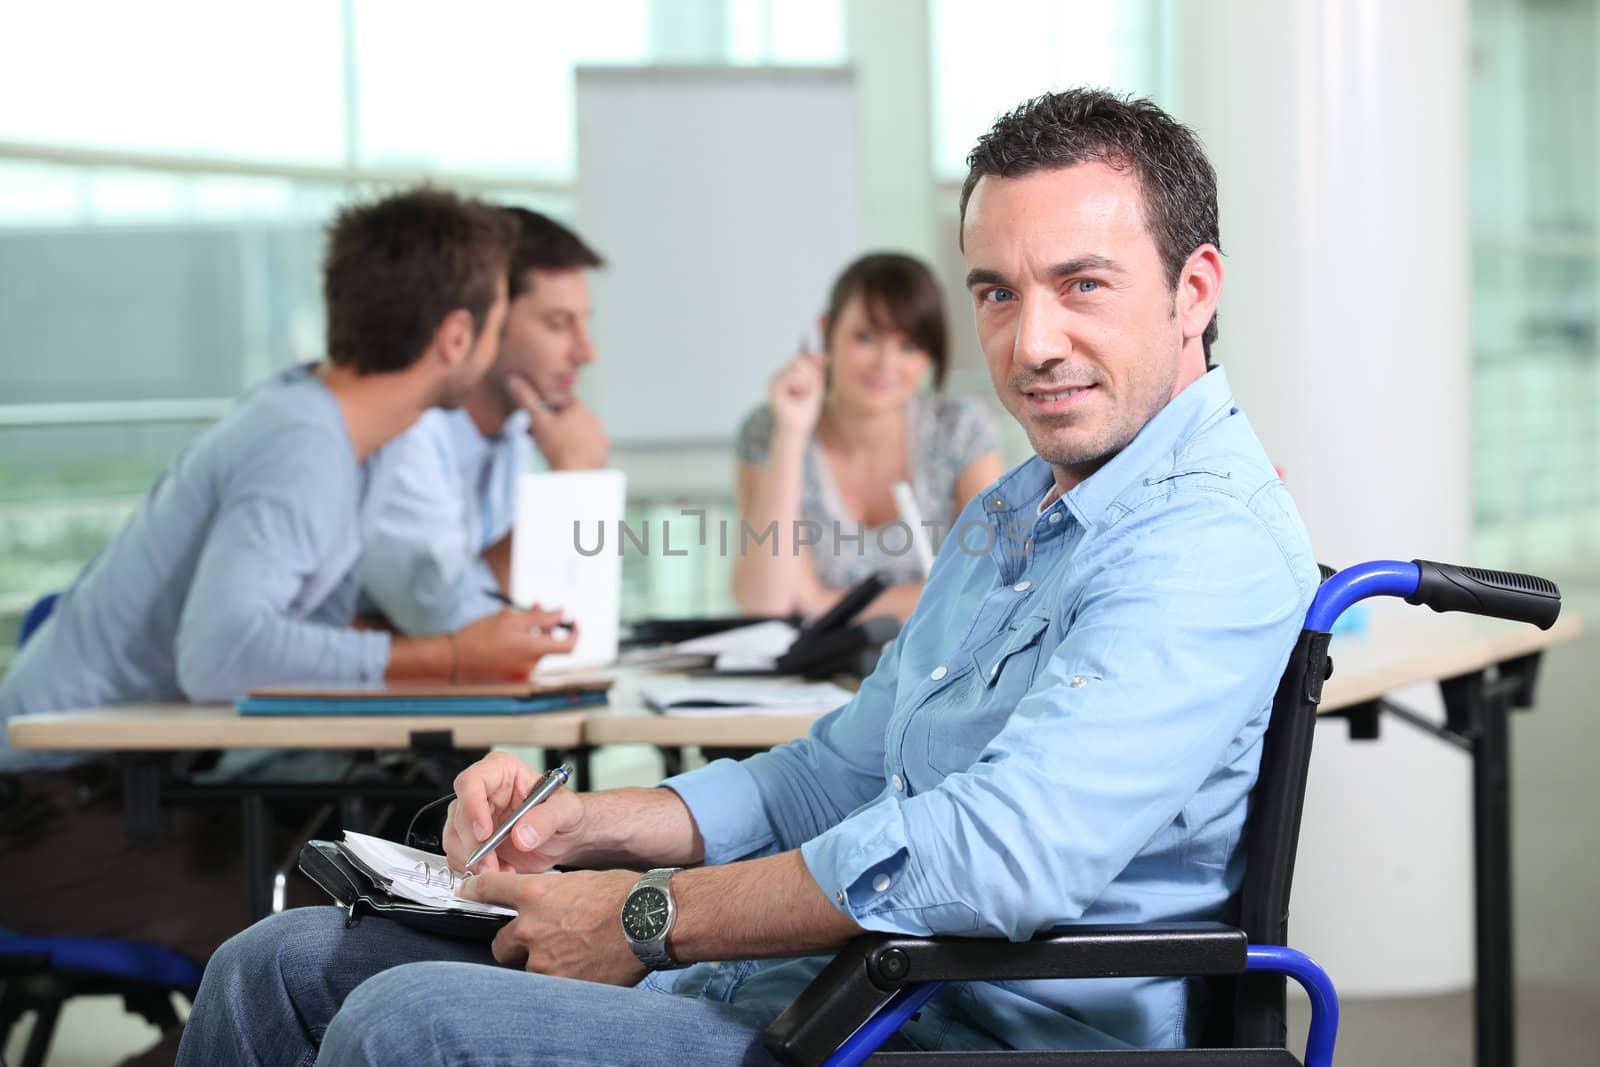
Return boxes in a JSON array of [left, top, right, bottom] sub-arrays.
[[341, 831, 516, 917]]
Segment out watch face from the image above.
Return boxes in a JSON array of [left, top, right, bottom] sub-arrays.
[[622, 886, 671, 942]]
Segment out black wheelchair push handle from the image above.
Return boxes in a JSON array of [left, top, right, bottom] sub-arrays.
[[1408, 559, 1561, 631]]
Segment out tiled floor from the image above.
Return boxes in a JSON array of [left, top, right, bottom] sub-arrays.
[[9, 582, 1599, 1065]]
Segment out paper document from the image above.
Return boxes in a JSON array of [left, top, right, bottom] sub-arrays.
[[340, 832, 515, 917], [617, 647, 717, 671], [641, 678, 853, 718], [682, 620, 799, 672], [621, 619, 799, 672]]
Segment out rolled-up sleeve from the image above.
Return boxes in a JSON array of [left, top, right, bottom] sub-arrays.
[[661, 757, 776, 864], [664, 635, 904, 865], [799, 496, 1311, 940]]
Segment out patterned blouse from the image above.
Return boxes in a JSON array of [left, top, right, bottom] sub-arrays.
[[735, 394, 1002, 588]]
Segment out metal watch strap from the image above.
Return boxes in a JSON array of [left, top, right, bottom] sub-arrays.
[[625, 867, 685, 970]]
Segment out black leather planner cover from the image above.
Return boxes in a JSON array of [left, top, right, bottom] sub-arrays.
[[298, 840, 510, 942]]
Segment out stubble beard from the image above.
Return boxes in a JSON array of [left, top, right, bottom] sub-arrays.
[[1027, 414, 1127, 474]]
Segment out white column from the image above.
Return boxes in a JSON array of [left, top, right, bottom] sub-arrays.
[[1173, 0, 1474, 994]]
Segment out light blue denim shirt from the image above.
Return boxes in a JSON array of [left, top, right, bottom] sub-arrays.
[[358, 408, 531, 635], [662, 367, 1319, 1051]]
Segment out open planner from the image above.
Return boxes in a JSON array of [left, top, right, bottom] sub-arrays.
[[298, 831, 517, 941]]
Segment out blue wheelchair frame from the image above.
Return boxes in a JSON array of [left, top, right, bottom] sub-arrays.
[[763, 559, 1561, 1067]]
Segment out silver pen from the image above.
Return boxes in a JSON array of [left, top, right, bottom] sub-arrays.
[[463, 761, 575, 870]]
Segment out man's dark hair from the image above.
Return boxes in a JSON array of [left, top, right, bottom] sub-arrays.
[[503, 207, 605, 299], [323, 187, 517, 375], [825, 252, 950, 388], [960, 89, 1221, 358]]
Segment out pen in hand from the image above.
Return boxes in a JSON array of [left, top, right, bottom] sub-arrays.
[[482, 589, 574, 635], [463, 761, 576, 871]]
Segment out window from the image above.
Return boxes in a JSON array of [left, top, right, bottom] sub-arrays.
[[0, 1, 846, 651], [350, 0, 652, 179], [930, 0, 1172, 181], [0, 1, 346, 164], [1469, 0, 1600, 567]]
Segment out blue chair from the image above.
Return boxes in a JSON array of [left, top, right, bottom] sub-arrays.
[[0, 936, 203, 1067], [762, 559, 1562, 1066], [2, 591, 206, 1067]]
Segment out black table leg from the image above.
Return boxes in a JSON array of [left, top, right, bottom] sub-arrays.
[[121, 755, 166, 839], [242, 791, 270, 923], [340, 795, 369, 835], [1440, 652, 1543, 1067]]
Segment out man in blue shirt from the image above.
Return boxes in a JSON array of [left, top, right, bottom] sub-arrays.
[[178, 90, 1318, 1063], [358, 209, 610, 636], [0, 191, 579, 1016], [0, 192, 580, 766]]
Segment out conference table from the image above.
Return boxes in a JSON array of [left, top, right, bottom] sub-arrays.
[[7, 705, 589, 919], [7, 610, 1580, 1067]]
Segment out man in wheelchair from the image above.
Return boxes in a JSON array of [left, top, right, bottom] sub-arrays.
[[178, 89, 1319, 1065]]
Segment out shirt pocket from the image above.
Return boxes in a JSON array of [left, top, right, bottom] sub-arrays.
[[924, 613, 1052, 776]]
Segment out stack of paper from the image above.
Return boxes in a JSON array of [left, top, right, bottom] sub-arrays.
[[640, 677, 853, 718], [620, 620, 799, 673]]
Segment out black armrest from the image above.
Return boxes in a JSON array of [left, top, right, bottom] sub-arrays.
[[763, 922, 1247, 1067]]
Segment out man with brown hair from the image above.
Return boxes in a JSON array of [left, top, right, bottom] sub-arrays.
[[360, 207, 611, 636], [181, 91, 1318, 1063], [0, 189, 576, 1008]]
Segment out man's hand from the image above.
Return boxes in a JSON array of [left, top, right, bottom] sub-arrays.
[[451, 609, 578, 682], [508, 374, 610, 470], [460, 868, 645, 985], [443, 751, 592, 874]]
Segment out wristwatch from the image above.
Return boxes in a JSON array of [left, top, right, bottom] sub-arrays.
[[621, 867, 685, 969]]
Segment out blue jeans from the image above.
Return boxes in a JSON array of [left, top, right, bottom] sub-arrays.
[[176, 907, 955, 1066]]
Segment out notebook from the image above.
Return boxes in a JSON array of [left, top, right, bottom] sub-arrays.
[[639, 677, 854, 718], [510, 470, 627, 673], [237, 677, 612, 716], [298, 831, 519, 941]]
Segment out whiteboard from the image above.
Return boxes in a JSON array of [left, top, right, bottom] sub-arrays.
[[576, 66, 865, 445]]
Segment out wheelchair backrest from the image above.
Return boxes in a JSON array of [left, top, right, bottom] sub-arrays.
[[1204, 615, 1332, 1048]]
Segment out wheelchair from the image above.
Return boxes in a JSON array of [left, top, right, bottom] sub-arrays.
[[762, 559, 1562, 1066]]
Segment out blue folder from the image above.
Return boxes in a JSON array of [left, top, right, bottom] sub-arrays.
[[237, 680, 611, 717]]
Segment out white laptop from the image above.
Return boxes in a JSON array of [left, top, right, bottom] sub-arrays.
[[510, 469, 627, 674]]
